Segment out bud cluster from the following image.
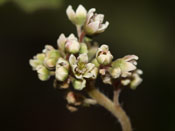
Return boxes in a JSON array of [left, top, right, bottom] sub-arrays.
[[29, 4, 143, 112]]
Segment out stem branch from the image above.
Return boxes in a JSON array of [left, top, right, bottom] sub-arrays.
[[87, 82, 132, 131]]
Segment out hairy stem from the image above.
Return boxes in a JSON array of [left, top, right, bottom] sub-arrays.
[[87, 82, 132, 131]]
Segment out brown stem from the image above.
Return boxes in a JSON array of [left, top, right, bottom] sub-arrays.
[[79, 31, 85, 43], [113, 87, 121, 106], [76, 25, 86, 42], [87, 82, 132, 131]]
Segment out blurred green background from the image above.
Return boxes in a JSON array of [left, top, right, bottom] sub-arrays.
[[0, 0, 174, 131]]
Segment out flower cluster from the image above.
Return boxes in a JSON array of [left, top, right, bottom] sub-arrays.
[[29, 5, 143, 112]]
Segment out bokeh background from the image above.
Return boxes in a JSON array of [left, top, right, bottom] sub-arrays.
[[0, 0, 174, 131]]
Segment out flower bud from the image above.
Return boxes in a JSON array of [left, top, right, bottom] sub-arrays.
[[36, 65, 50, 81], [96, 44, 113, 65], [57, 33, 67, 52], [43, 45, 60, 68], [29, 53, 45, 70], [65, 34, 80, 54], [84, 8, 109, 35], [56, 66, 68, 81], [79, 43, 88, 54], [57, 57, 69, 69], [66, 92, 81, 106], [130, 69, 143, 89], [66, 5, 87, 26], [73, 79, 86, 90]]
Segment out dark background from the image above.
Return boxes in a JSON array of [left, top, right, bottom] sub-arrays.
[[0, 0, 174, 131]]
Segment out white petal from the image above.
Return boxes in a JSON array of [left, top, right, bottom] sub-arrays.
[[69, 54, 77, 66], [66, 5, 76, 21], [123, 62, 136, 73], [100, 44, 109, 52], [86, 21, 100, 34], [57, 33, 66, 50], [130, 74, 143, 89], [94, 14, 104, 23], [84, 67, 98, 79], [76, 4, 87, 17], [68, 33, 77, 40], [110, 67, 121, 79], [136, 69, 143, 75], [123, 55, 139, 62], [86, 63, 95, 71], [83, 63, 95, 78], [86, 8, 96, 24], [78, 53, 88, 63], [97, 21, 109, 33]]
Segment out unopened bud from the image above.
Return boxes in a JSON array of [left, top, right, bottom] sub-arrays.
[[65, 40, 80, 54], [73, 79, 86, 90], [66, 5, 87, 26], [96, 44, 113, 65], [36, 65, 50, 81], [56, 66, 68, 81]]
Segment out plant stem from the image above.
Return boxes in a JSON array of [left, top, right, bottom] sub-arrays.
[[76, 25, 81, 39], [113, 87, 121, 106], [87, 82, 132, 131]]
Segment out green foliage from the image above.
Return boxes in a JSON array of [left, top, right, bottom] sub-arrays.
[[0, 0, 63, 12], [0, 0, 6, 5]]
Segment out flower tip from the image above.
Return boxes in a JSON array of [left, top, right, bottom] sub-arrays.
[[105, 21, 109, 27], [66, 5, 75, 20], [76, 4, 87, 14]]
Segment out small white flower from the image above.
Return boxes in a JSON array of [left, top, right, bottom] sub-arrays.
[[96, 44, 113, 65], [43, 45, 60, 68], [84, 8, 109, 35], [110, 55, 139, 78], [66, 5, 87, 26], [69, 54, 98, 80], [65, 34, 80, 54], [29, 53, 45, 70], [57, 34, 80, 54]]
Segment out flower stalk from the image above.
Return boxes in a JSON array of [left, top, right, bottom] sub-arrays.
[[87, 81, 132, 131]]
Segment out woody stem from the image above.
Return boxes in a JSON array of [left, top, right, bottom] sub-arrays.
[[87, 81, 132, 131]]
